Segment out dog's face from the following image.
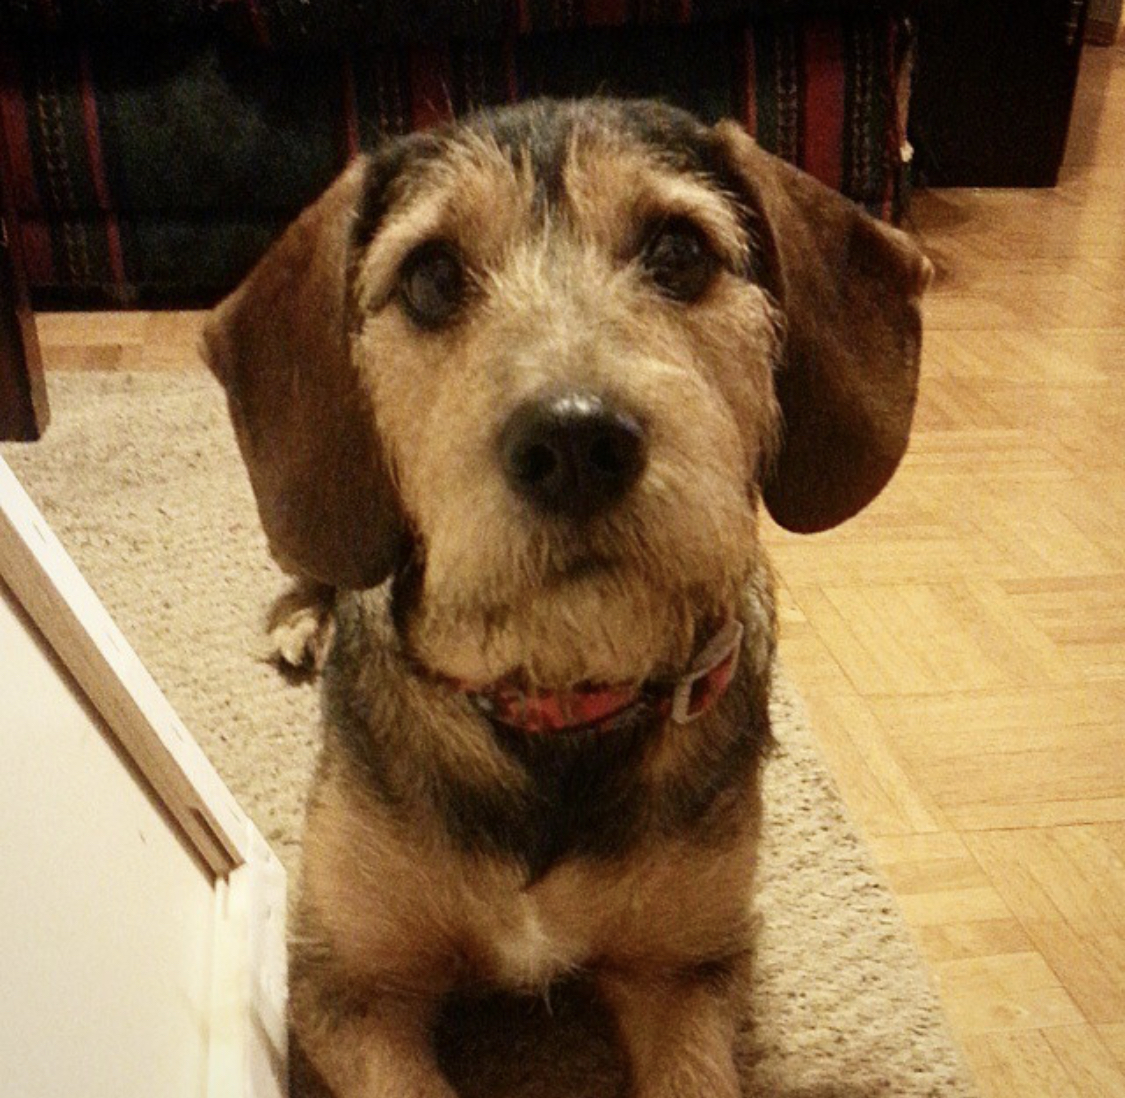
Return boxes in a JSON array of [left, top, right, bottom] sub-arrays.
[[204, 100, 930, 687], [351, 104, 783, 685]]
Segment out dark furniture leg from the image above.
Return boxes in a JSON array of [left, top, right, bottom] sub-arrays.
[[911, 0, 1090, 187], [0, 196, 48, 442]]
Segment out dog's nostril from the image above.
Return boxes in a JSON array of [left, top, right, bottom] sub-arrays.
[[589, 423, 646, 482], [516, 442, 559, 485], [500, 393, 647, 518], [590, 434, 623, 474]]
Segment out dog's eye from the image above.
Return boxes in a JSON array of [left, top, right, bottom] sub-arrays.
[[398, 241, 466, 329], [641, 218, 718, 303]]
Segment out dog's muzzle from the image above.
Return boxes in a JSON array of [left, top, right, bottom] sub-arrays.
[[499, 391, 647, 518]]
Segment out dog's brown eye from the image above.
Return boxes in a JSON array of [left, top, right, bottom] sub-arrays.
[[398, 241, 466, 329], [641, 218, 718, 303]]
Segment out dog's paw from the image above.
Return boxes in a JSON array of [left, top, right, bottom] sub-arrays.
[[265, 581, 336, 674]]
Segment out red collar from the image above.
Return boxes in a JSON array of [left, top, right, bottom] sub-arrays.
[[447, 620, 744, 735]]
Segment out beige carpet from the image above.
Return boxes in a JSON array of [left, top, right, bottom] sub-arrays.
[[2, 370, 977, 1098]]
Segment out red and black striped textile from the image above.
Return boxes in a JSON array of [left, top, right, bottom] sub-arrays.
[[0, 3, 915, 304]]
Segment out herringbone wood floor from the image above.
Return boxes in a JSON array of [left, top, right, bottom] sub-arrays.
[[32, 39, 1125, 1098]]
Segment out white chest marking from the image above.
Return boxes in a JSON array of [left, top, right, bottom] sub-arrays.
[[489, 894, 577, 990]]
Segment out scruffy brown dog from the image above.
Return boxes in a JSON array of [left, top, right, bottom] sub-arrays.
[[203, 99, 930, 1098]]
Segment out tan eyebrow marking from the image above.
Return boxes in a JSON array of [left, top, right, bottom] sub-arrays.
[[562, 137, 750, 272], [353, 134, 538, 313]]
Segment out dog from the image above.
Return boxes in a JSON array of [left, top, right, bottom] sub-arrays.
[[202, 98, 931, 1098]]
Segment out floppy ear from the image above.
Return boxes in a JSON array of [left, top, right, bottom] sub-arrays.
[[713, 122, 932, 533], [201, 157, 408, 589]]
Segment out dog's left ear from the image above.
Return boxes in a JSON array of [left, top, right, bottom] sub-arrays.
[[713, 122, 932, 533], [201, 158, 408, 589]]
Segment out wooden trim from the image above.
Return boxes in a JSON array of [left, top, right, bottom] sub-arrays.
[[209, 830, 289, 1098], [0, 454, 249, 875]]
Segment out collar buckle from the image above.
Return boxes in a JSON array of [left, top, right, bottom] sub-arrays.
[[669, 619, 744, 724]]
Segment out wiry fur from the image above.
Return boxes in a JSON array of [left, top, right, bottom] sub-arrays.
[[352, 117, 781, 688], [203, 98, 931, 1098]]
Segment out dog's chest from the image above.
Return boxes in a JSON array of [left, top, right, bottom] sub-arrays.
[[478, 887, 582, 990], [465, 841, 750, 992], [465, 854, 637, 991]]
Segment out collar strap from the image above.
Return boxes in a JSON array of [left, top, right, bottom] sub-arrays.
[[453, 619, 744, 735]]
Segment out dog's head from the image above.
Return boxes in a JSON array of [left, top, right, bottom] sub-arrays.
[[203, 99, 930, 686]]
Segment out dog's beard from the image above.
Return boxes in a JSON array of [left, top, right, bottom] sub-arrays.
[[409, 570, 732, 688], [405, 484, 760, 688]]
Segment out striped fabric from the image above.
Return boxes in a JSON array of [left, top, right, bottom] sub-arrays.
[[0, 1, 210, 33], [0, 11, 915, 304], [218, 1, 910, 48]]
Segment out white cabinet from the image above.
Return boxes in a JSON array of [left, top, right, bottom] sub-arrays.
[[0, 457, 287, 1098]]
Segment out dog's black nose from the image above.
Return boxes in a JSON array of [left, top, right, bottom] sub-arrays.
[[500, 392, 647, 518]]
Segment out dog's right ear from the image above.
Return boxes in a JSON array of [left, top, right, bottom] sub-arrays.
[[201, 156, 408, 589]]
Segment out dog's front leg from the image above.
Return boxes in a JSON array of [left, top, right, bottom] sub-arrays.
[[290, 977, 456, 1098], [599, 973, 741, 1098]]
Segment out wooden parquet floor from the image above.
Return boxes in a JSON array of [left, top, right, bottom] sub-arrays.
[[764, 40, 1125, 1097], [30, 39, 1125, 1098]]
